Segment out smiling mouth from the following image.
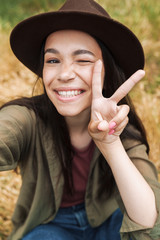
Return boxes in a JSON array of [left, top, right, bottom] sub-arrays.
[[56, 90, 84, 98]]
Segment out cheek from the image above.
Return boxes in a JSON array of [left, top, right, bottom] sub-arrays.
[[76, 65, 94, 86], [42, 68, 54, 87]]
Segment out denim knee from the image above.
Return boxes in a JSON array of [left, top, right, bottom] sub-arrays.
[[22, 224, 75, 240]]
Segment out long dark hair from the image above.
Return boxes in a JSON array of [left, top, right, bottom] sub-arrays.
[[1, 36, 149, 197]]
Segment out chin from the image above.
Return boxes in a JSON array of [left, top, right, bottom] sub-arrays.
[[58, 110, 81, 117], [56, 106, 90, 118]]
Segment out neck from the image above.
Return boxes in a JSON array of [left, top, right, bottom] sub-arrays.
[[65, 108, 92, 149], [65, 108, 90, 132]]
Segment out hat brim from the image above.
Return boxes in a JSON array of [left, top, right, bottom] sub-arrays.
[[10, 11, 144, 79]]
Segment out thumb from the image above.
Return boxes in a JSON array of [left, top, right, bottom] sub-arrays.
[[88, 119, 109, 133]]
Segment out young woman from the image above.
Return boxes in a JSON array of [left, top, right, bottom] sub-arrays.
[[0, 0, 160, 239]]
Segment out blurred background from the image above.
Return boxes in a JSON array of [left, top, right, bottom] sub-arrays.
[[0, 0, 160, 239]]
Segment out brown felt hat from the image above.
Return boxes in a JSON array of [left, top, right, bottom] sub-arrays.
[[10, 0, 144, 78]]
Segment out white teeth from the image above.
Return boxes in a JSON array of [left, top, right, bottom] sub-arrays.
[[58, 90, 82, 98]]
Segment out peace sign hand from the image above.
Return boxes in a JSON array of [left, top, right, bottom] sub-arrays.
[[88, 60, 145, 144]]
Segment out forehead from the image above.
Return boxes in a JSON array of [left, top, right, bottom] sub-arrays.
[[45, 29, 101, 53]]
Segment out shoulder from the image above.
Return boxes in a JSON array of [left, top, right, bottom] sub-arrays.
[[0, 104, 36, 128], [122, 124, 149, 163]]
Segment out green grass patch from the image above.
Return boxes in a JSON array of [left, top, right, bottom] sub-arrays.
[[0, 0, 64, 30]]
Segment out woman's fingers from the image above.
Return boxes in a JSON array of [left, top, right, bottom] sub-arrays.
[[88, 119, 109, 133], [98, 120, 108, 131], [89, 105, 129, 134], [110, 116, 128, 135], [91, 60, 103, 100], [89, 104, 129, 137], [109, 105, 130, 133], [110, 70, 145, 104], [91, 60, 104, 121], [117, 116, 129, 131]]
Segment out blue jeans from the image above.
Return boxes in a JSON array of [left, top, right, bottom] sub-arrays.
[[23, 203, 124, 240]]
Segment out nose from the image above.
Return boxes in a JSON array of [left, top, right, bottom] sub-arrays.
[[58, 62, 76, 81]]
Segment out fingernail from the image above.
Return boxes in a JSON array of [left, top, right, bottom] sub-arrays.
[[139, 69, 145, 76], [109, 129, 115, 135], [109, 122, 116, 129]]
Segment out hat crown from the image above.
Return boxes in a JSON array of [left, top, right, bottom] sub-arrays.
[[10, 0, 144, 79], [59, 0, 110, 18]]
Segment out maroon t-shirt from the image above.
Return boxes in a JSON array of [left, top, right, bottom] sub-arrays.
[[60, 140, 95, 207]]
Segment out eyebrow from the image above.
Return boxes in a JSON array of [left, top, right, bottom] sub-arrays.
[[44, 48, 95, 56], [72, 49, 95, 57], [44, 48, 59, 55]]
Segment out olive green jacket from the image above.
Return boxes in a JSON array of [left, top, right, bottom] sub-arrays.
[[0, 105, 160, 240]]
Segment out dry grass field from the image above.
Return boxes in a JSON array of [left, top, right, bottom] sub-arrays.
[[0, 0, 160, 239]]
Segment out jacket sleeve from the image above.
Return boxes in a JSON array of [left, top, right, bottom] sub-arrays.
[[0, 105, 35, 171], [116, 139, 160, 240]]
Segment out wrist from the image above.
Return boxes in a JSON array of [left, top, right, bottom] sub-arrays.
[[95, 136, 122, 150], [94, 137, 127, 165]]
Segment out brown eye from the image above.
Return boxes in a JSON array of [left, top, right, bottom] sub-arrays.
[[46, 59, 60, 64]]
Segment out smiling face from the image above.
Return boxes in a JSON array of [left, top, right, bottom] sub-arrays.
[[43, 30, 104, 117]]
